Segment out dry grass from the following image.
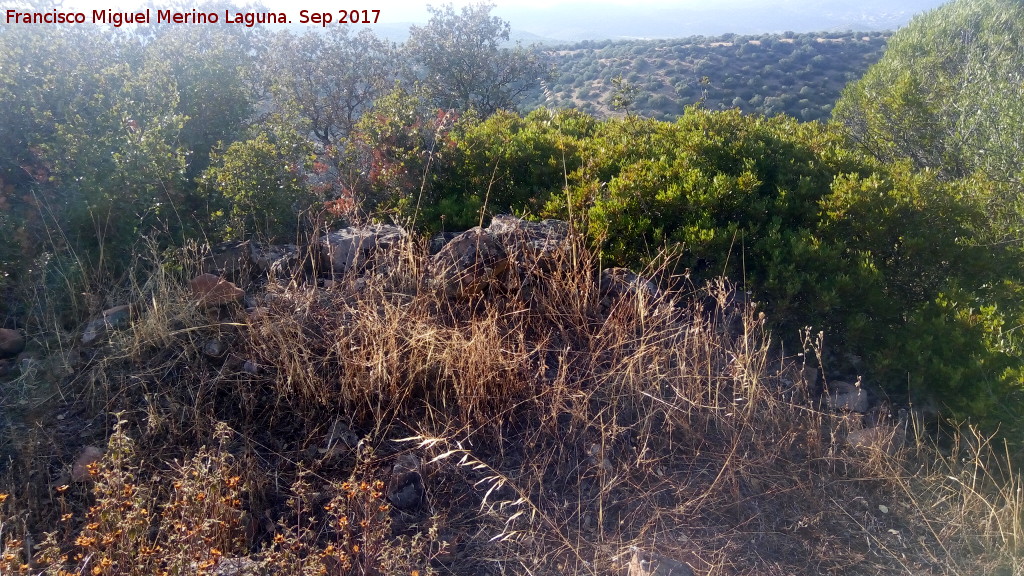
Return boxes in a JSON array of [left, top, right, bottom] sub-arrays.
[[0, 231, 1022, 575]]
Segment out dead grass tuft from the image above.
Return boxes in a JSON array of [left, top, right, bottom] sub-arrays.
[[0, 231, 1021, 575]]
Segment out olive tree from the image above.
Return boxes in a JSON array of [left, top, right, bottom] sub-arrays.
[[405, 2, 548, 115]]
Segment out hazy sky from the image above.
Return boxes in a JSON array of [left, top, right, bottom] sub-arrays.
[[43, 0, 749, 26], [14, 0, 945, 38]]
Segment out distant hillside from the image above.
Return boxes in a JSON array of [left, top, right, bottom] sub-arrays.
[[496, 0, 944, 41], [523, 31, 889, 122]]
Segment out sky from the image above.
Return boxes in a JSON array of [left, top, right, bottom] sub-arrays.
[[39, 0, 647, 23], [11, 0, 946, 39]]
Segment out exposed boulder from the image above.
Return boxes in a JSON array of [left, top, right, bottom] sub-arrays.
[[70, 446, 104, 483], [202, 338, 228, 360], [487, 215, 570, 265], [826, 379, 870, 413], [847, 407, 908, 454], [429, 227, 509, 297], [193, 557, 256, 576], [81, 305, 132, 347], [251, 243, 305, 279], [429, 231, 460, 255], [319, 224, 408, 275], [627, 548, 694, 576], [600, 267, 660, 307], [0, 328, 25, 358], [190, 274, 245, 307], [204, 240, 253, 279], [429, 216, 574, 298], [206, 241, 307, 281], [846, 425, 906, 454], [387, 452, 424, 510]]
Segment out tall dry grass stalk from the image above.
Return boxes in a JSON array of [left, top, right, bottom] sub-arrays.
[[0, 230, 1021, 575]]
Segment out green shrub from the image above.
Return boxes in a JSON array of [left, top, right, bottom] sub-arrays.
[[202, 130, 315, 243]]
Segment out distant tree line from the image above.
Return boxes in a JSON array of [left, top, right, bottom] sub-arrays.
[[522, 31, 889, 121]]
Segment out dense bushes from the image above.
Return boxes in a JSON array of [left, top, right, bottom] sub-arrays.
[[202, 129, 316, 242], [1, 3, 1021, 439], [383, 105, 1020, 434]]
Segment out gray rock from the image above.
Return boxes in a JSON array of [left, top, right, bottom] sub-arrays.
[[848, 408, 908, 454], [71, 446, 104, 482], [203, 338, 228, 359], [0, 328, 25, 358], [194, 557, 256, 576], [81, 305, 132, 346], [191, 274, 245, 307], [251, 243, 303, 278], [846, 425, 905, 454], [319, 224, 407, 275], [827, 380, 870, 413], [429, 227, 509, 297], [627, 548, 694, 576], [600, 267, 660, 306], [487, 215, 570, 262], [429, 231, 460, 255], [387, 452, 424, 510], [205, 241, 253, 278]]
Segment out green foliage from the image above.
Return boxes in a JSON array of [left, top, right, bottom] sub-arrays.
[[405, 2, 548, 115], [355, 86, 452, 222], [202, 128, 315, 242], [527, 106, 1015, 429], [523, 31, 888, 121], [834, 0, 1024, 233], [140, 21, 263, 180], [428, 108, 590, 229], [0, 15, 263, 291], [833, 0, 1024, 434], [270, 28, 395, 148]]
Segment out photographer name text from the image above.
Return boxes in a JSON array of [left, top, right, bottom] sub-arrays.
[[5, 8, 381, 27]]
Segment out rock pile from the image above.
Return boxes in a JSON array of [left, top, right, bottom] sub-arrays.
[[190, 273, 245, 307], [81, 305, 132, 346], [319, 224, 408, 275], [0, 328, 25, 358], [428, 215, 572, 298]]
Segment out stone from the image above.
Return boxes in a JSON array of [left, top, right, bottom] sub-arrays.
[[0, 328, 25, 358], [194, 557, 256, 576], [846, 425, 905, 454], [319, 224, 408, 275], [826, 379, 870, 413], [203, 338, 228, 359], [848, 408, 908, 454], [627, 548, 694, 576], [190, 274, 245, 307], [71, 446, 104, 482], [251, 243, 304, 279], [318, 420, 359, 458], [205, 241, 253, 278], [486, 215, 569, 262], [600, 267, 660, 306], [429, 227, 509, 297], [81, 305, 132, 346], [387, 452, 423, 510], [429, 231, 461, 255]]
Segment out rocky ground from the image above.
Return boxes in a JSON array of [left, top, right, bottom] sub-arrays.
[[0, 216, 1019, 575]]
